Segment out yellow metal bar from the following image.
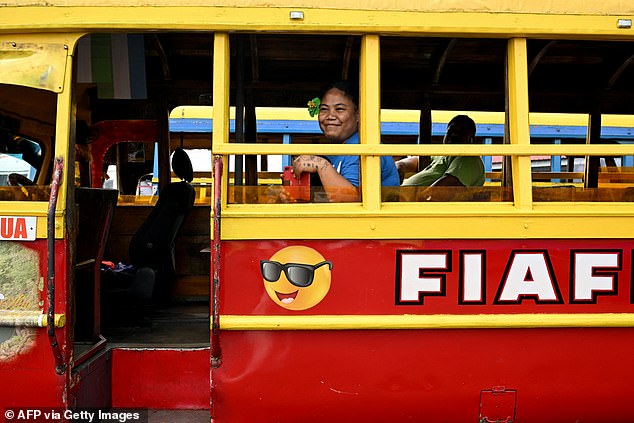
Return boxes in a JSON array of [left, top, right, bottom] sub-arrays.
[[0, 311, 65, 328], [41, 313, 66, 328], [507, 38, 532, 211], [213, 32, 230, 208], [212, 33, 230, 149], [0, 203, 48, 215], [219, 313, 634, 330], [359, 34, 381, 212], [219, 212, 634, 240], [51, 37, 79, 235]]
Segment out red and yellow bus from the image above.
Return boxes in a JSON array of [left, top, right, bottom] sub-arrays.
[[1, 1, 634, 422]]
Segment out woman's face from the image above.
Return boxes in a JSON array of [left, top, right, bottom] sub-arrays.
[[318, 88, 359, 143]]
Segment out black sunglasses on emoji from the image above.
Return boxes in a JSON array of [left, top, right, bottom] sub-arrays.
[[260, 260, 333, 287]]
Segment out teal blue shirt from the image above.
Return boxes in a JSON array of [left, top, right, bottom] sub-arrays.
[[326, 132, 400, 187]]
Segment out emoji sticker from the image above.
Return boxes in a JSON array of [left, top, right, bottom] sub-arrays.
[[261, 246, 332, 310]]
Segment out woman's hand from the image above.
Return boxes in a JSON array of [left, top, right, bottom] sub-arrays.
[[292, 155, 359, 202], [292, 155, 330, 178]]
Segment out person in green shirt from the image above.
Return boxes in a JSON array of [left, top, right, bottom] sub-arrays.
[[396, 115, 485, 187]]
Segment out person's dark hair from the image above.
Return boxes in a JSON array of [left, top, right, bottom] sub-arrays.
[[448, 115, 477, 137], [319, 80, 359, 108]]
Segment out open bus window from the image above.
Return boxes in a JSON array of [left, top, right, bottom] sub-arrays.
[[378, 110, 510, 203], [382, 152, 513, 203], [0, 84, 53, 201], [0, 153, 37, 187], [99, 141, 157, 202], [526, 112, 634, 202], [115, 142, 154, 195], [527, 39, 634, 202], [531, 152, 634, 202], [227, 153, 330, 204], [226, 34, 364, 203], [223, 35, 513, 203], [379, 37, 508, 203]]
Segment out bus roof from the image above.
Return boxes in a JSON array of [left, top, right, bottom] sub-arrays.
[[4, 2, 633, 114], [4, 0, 634, 15]]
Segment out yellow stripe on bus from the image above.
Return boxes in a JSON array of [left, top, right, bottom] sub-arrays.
[[217, 313, 634, 330]]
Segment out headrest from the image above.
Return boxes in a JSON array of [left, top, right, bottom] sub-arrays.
[[171, 147, 193, 183]]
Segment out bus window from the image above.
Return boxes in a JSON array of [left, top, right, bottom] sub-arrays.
[[380, 111, 511, 202], [226, 34, 365, 203], [527, 40, 634, 202], [0, 84, 54, 200], [118, 142, 155, 196], [78, 139, 157, 198], [170, 105, 281, 204], [0, 148, 38, 186], [380, 36, 508, 202], [73, 117, 160, 203]]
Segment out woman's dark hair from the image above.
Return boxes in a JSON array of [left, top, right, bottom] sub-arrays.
[[319, 80, 359, 108]]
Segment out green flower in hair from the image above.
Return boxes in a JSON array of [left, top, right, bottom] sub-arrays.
[[307, 97, 321, 117]]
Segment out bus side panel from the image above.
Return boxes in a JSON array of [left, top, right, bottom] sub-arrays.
[[213, 239, 634, 422], [0, 239, 69, 407], [212, 328, 634, 423]]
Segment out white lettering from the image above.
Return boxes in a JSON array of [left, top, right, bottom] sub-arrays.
[[461, 252, 485, 303], [99, 410, 141, 422], [399, 252, 448, 302], [497, 252, 560, 303], [573, 252, 620, 301], [64, 410, 95, 422], [394, 248, 627, 307], [19, 410, 42, 418], [44, 411, 61, 419]]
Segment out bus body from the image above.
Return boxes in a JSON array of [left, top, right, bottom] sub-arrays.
[[1, 1, 634, 422]]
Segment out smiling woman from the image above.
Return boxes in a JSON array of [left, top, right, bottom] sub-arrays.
[[289, 80, 399, 202]]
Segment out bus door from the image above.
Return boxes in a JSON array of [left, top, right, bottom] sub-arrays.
[[0, 33, 76, 407], [69, 33, 211, 412]]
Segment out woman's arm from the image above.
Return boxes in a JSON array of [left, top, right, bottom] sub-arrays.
[[293, 155, 360, 202]]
